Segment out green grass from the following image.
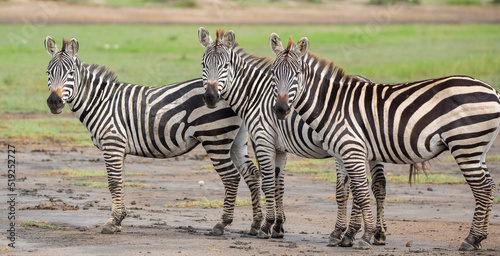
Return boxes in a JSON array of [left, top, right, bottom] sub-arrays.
[[75, 181, 147, 188], [47, 168, 144, 177], [2, 24, 499, 114], [166, 197, 264, 209], [1, 24, 499, 146], [0, 117, 92, 146], [20, 221, 62, 230], [286, 159, 465, 184]]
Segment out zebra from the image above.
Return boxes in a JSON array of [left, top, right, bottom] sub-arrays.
[[268, 33, 499, 250], [198, 28, 388, 245], [44, 36, 263, 235]]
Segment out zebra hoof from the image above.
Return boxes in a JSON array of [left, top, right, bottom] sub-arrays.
[[327, 237, 342, 247], [340, 235, 355, 247], [257, 230, 270, 239], [459, 241, 480, 251], [354, 239, 372, 250], [208, 224, 225, 236], [373, 232, 386, 245], [101, 225, 120, 234], [248, 227, 259, 236], [271, 230, 284, 238]]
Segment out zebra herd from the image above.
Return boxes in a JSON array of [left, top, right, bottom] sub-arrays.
[[44, 28, 499, 251]]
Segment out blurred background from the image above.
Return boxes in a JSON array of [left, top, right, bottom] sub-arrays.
[[0, 0, 499, 147]]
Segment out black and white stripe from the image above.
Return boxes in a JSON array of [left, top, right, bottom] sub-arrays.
[[44, 36, 262, 235], [198, 28, 388, 243], [269, 34, 499, 250]]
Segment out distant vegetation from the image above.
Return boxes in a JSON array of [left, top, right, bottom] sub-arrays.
[[1, 24, 499, 147]]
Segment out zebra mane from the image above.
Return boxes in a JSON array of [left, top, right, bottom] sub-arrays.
[[215, 29, 226, 47], [61, 38, 68, 52], [234, 45, 273, 73], [83, 63, 118, 84], [304, 51, 367, 84]]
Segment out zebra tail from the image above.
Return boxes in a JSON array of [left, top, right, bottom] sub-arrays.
[[408, 161, 430, 186]]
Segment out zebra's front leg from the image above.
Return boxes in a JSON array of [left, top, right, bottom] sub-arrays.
[[344, 157, 376, 249], [369, 161, 387, 245], [256, 148, 277, 239], [237, 160, 262, 236], [271, 151, 287, 238], [329, 160, 349, 246], [340, 195, 363, 247], [101, 149, 127, 234], [230, 128, 263, 236]]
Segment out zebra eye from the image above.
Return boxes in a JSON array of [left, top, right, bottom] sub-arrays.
[[223, 63, 229, 69]]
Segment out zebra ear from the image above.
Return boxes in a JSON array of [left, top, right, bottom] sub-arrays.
[[269, 33, 283, 55], [223, 30, 235, 49], [44, 36, 58, 57], [198, 27, 213, 48], [65, 38, 79, 57], [295, 37, 308, 57]]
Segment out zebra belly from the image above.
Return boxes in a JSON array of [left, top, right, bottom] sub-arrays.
[[126, 136, 200, 158]]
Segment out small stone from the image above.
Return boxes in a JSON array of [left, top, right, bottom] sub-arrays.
[[406, 240, 413, 247]]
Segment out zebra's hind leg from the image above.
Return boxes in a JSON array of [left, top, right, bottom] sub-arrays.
[[271, 151, 287, 238], [328, 160, 349, 246], [451, 145, 496, 251], [230, 127, 263, 236], [208, 155, 241, 236], [459, 165, 496, 251], [370, 162, 387, 246], [101, 148, 127, 234]]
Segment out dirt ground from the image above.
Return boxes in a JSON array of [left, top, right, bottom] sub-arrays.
[[1, 124, 499, 255], [2, 0, 500, 255]]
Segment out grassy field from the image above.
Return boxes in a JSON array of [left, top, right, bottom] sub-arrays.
[[1, 24, 499, 145]]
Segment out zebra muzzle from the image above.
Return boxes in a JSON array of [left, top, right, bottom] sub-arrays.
[[47, 91, 64, 114], [273, 94, 290, 120], [204, 82, 219, 108]]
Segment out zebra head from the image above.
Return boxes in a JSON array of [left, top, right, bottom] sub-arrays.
[[198, 27, 235, 108], [269, 33, 309, 120], [44, 36, 80, 114]]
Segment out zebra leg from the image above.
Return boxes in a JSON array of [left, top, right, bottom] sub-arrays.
[[343, 157, 375, 249], [256, 146, 277, 239], [341, 194, 363, 247], [230, 126, 263, 236], [458, 162, 496, 250], [370, 161, 387, 246], [271, 151, 287, 238], [101, 148, 127, 234], [329, 160, 349, 246], [208, 154, 241, 236]]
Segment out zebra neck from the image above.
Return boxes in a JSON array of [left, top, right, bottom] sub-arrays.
[[225, 47, 274, 119], [68, 62, 120, 124], [294, 53, 354, 132]]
